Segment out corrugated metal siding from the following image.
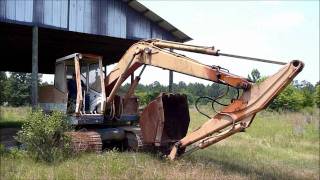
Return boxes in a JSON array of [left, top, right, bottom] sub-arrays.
[[0, 0, 33, 22], [0, 0, 5, 20], [69, 0, 127, 37], [106, 0, 126, 38], [0, 0, 176, 41], [43, 0, 68, 28], [126, 5, 150, 39]]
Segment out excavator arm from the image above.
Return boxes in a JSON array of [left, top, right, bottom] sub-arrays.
[[105, 39, 304, 159], [168, 60, 303, 159]]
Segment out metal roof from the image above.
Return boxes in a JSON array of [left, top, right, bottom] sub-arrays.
[[124, 0, 192, 42]]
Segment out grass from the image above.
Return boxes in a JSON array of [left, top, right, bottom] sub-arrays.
[[0, 106, 29, 127], [0, 106, 319, 179]]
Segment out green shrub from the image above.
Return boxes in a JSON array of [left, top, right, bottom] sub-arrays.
[[0, 144, 6, 155], [315, 85, 320, 108], [136, 91, 160, 105], [8, 147, 26, 159], [16, 109, 72, 163], [269, 84, 304, 111]]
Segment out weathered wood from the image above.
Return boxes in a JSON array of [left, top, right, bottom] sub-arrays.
[[31, 26, 38, 109]]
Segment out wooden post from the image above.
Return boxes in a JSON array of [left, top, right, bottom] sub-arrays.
[[169, 70, 173, 93], [31, 26, 38, 109], [169, 48, 174, 93]]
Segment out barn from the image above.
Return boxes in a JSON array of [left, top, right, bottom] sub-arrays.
[[0, 0, 191, 106]]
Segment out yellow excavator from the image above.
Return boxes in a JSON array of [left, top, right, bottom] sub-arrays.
[[38, 39, 304, 160]]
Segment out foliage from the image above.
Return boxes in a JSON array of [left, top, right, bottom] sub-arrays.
[[0, 72, 42, 106], [0, 72, 8, 105], [1, 69, 316, 112], [247, 68, 261, 82], [0, 106, 29, 127], [16, 109, 72, 163], [135, 91, 159, 105], [6, 73, 33, 106], [269, 80, 316, 111], [315, 85, 320, 108], [0, 144, 6, 155], [1, 110, 319, 179], [247, 69, 316, 111], [269, 84, 304, 111], [295, 80, 315, 107], [120, 72, 317, 111]]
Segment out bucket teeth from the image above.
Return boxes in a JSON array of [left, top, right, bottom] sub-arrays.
[[66, 131, 102, 153]]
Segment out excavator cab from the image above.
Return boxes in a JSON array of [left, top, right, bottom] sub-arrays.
[[39, 53, 107, 124]]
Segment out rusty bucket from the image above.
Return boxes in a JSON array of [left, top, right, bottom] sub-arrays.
[[139, 93, 190, 148]]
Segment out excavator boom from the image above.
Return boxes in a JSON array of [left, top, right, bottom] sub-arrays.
[[105, 41, 250, 96]]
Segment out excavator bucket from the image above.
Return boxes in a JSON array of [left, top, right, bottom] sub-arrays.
[[139, 93, 190, 150]]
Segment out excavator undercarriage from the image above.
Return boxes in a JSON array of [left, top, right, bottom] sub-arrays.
[[38, 39, 304, 159]]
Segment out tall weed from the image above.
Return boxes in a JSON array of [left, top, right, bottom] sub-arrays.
[[16, 109, 72, 163]]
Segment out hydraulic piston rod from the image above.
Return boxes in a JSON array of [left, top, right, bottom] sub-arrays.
[[151, 39, 286, 65], [218, 52, 286, 65]]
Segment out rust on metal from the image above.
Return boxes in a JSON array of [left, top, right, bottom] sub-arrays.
[[66, 131, 102, 153], [139, 93, 190, 148], [38, 85, 67, 103]]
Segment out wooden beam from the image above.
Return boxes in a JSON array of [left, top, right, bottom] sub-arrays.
[[31, 26, 38, 109]]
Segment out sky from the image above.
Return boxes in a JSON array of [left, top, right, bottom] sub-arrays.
[[135, 0, 319, 85], [44, 0, 319, 85]]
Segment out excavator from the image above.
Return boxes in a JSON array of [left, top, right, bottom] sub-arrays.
[[38, 39, 304, 160]]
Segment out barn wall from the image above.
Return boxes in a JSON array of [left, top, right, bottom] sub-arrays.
[[0, 0, 176, 41]]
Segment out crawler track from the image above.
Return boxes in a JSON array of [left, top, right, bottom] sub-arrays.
[[66, 131, 102, 153]]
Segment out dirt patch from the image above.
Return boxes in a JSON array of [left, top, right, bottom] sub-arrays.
[[0, 127, 20, 148]]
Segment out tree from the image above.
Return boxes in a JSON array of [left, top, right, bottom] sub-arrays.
[[177, 81, 187, 89], [315, 85, 320, 108], [6, 73, 32, 106], [248, 69, 261, 83], [299, 80, 315, 107], [269, 83, 304, 111], [0, 72, 8, 105], [5, 73, 42, 106]]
